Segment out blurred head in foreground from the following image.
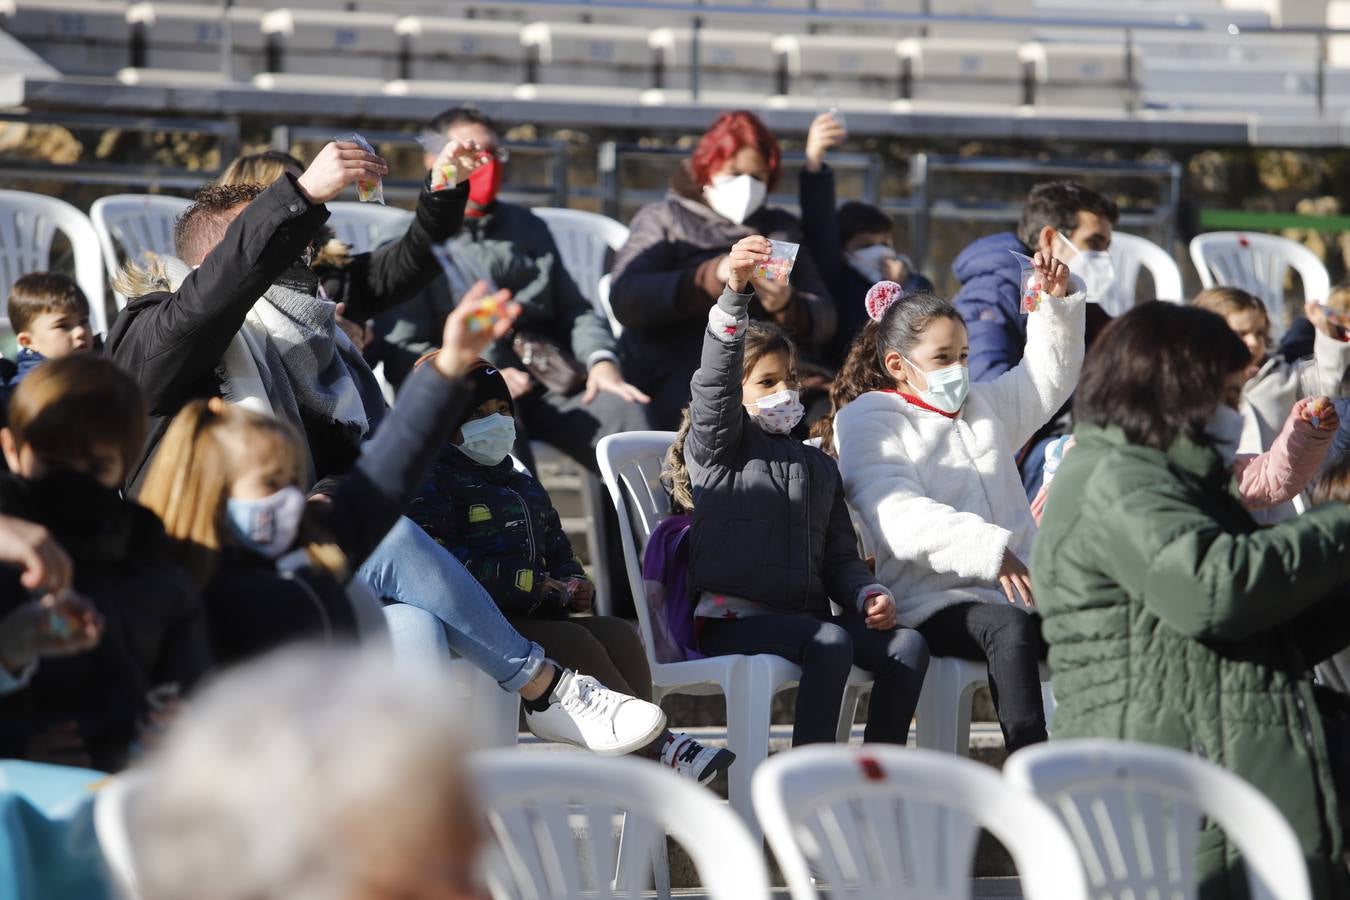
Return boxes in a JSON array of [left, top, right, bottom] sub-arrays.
[[130, 645, 484, 900]]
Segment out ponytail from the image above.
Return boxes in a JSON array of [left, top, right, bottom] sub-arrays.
[[811, 320, 891, 457]]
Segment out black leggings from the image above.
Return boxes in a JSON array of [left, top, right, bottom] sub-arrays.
[[699, 613, 930, 746], [917, 601, 1049, 753]]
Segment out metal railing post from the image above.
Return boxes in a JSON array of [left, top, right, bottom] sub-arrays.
[[599, 141, 620, 220], [690, 15, 702, 101], [910, 152, 930, 274], [1318, 31, 1328, 118], [1124, 28, 1137, 114], [220, 0, 235, 81]]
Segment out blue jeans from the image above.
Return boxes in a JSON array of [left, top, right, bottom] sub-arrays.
[[357, 517, 545, 692]]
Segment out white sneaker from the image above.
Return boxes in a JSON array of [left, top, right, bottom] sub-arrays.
[[524, 670, 667, 755], [660, 733, 735, 785]]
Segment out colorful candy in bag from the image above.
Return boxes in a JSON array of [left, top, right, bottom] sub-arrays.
[[754, 240, 799, 285], [466, 293, 507, 333], [416, 133, 494, 192], [336, 132, 385, 204], [1010, 250, 1045, 313]]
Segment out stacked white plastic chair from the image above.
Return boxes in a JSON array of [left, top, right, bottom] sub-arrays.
[[0, 190, 107, 335], [1005, 739, 1312, 900], [596, 431, 873, 842], [90, 194, 191, 310], [532, 206, 630, 315], [1189, 232, 1331, 339], [1109, 231, 1184, 311], [753, 745, 1089, 900], [473, 752, 771, 900]]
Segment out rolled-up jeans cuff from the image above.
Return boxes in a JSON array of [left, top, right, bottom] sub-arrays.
[[502, 642, 547, 692]]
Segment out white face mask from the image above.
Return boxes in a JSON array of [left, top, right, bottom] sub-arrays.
[[1206, 404, 1245, 468], [704, 173, 767, 225], [226, 485, 307, 560], [846, 244, 896, 284], [457, 413, 516, 466], [1072, 249, 1120, 314], [905, 357, 970, 414], [747, 388, 805, 435]]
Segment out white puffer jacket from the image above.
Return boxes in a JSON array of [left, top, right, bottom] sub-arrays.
[[836, 293, 1086, 628]]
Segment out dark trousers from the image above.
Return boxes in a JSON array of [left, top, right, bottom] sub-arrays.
[[699, 613, 930, 746], [509, 615, 653, 703], [917, 601, 1048, 753], [513, 385, 652, 618]]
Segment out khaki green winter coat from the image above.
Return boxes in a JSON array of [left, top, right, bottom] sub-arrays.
[[1033, 423, 1350, 900]]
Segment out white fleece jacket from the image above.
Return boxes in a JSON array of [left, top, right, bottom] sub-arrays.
[[835, 292, 1086, 628]]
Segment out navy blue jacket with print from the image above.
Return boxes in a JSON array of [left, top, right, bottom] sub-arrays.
[[407, 447, 587, 618]]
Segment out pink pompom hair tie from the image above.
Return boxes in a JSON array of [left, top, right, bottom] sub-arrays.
[[865, 280, 906, 323]]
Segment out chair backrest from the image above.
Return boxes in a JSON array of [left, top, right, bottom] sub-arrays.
[[1004, 739, 1312, 900], [89, 194, 191, 310], [753, 745, 1088, 900], [596, 430, 678, 668], [532, 207, 631, 312], [93, 772, 145, 899], [473, 751, 770, 900], [1109, 231, 1184, 311], [0, 190, 108, 335], [325, 202, 415, 254], [1189, 231, 1331, 338]]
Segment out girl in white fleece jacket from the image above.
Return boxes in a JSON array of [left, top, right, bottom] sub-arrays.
[[833, 253, 1085, 752]]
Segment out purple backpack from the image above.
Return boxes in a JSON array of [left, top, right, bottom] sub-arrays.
[[640, 514, 704, 663]]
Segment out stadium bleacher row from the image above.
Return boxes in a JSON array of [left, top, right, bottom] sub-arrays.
[[6, 0, 1350, 120]]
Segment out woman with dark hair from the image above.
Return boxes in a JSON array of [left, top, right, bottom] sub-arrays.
[[1033, 301, 1350, 900], [609, 110, 837, 429]]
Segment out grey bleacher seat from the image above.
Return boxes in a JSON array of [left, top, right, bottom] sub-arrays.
[[1328, 1, 1350, 66], [811, 0, 923, 36], [899, 37, 1025, 104], [521, 21, 655, 89], [260, 8, 399, 80], [251, 71, 388, 93], [394, 16, 525, 84], [773, 33, 901, 101], [126, 2, 264, 77], [694, 0, 808, 29], [1020, 41, 1136, 109], [926, 0, 1032, 38], [649, 27, 780, 95], [1223, 0, 1329, 26], [638, 86, 775, 109], [1140, 58, 1316, 96], [116, 65, 233, 85], [513, 82, 647, 104], [383, 77, 519, 99], [1, 0, 130, 76]]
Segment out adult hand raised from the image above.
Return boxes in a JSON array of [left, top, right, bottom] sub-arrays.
[[433, 281, 519, 380], [296, 141, 390, 205], [805, 110, 847, 173]]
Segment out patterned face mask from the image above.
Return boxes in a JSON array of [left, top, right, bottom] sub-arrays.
[[746, 388, 805, 435]]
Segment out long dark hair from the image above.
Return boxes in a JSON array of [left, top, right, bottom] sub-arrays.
[[1074, 302, 1250, 451]]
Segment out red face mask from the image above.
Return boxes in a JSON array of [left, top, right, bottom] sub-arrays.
[[467, 159, 503, 215]]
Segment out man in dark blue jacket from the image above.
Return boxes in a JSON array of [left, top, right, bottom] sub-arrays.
[[952, 181, 1118, 496]]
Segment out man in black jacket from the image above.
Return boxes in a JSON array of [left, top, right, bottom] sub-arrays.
[[375, 108, 650, 475]]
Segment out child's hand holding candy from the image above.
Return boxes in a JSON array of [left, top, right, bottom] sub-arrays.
[[1299, 396, 1339, 432], [727, 235, 772, 294], [436, 281, 519, 379], [1032, 251, 1071, 299]]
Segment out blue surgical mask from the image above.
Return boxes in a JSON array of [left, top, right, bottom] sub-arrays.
[[226, 485, 306, 559], [906, 357, 969, 414], [457, 413, 516, 466], [1206, 404, 1245, 468]]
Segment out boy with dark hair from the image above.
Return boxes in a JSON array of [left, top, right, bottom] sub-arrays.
[[6, 272, 93, 391], [951, 180, 1120, 495]]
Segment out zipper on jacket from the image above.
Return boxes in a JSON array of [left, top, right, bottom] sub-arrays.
[[505, 485, 539, 567]]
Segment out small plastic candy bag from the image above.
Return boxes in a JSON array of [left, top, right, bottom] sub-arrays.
[[1010, 250, 1044, 313], [416, 133, 495, 191], [335, 132, 384, 204], [828, 106, 847, 131], [465, 292, 508, 333], [754, 239, 799, 285]]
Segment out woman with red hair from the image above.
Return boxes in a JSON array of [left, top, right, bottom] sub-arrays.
[[610, 110, 837, 429]]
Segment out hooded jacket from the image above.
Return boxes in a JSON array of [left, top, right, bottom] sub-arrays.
[[609, 163, 836, 424]]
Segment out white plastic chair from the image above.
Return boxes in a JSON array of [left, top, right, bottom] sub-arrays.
[[914, 655, 1056, 755], [325, 201, 414, 254], [473, 752, 771, 900], [1189, 231, 1331, 338], [382, 603, 520, 748], [89, 194, 191, 310], [597, 272, 622, 337], [0, 190, 108, 335], [753, 745, 1089, 900], [532, 207, 630, 313], [1005, 739, 1312, 900], [596, 431, 872, 841], [93, 771, 145, 900], [1109, 231, 1184, 313]]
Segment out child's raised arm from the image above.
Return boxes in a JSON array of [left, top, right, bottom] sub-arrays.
[[979, 250, 1086, 450], [685, 236, 771, 470], [1233, 396, 1336, 510]]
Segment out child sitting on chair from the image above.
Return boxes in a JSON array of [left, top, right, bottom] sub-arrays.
[[408, 358, 733, 785], [4, 273, 94, 399]]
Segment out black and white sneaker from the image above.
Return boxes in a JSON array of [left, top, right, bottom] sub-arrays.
[[660, 733, 735, 785]]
